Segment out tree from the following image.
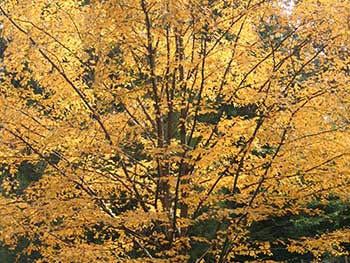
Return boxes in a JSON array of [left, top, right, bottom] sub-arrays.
[[1, 0, 350, 261]]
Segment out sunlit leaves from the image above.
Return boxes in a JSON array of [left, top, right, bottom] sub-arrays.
[[1, 0, 350, 262]]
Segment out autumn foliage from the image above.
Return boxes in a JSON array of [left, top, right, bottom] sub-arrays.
[[1, 0, 350, 262]]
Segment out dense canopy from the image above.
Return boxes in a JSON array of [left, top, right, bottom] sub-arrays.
[[1, 0, 350, 262]]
